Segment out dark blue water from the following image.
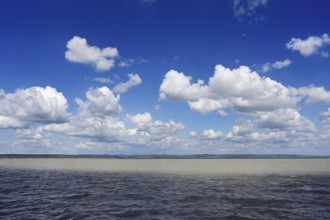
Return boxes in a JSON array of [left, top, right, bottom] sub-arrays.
[[1, 170, 330, 219]]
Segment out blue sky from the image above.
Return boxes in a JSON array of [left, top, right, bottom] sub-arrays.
[[1, 0, 330, 155]]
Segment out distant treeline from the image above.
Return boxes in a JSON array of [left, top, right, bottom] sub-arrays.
[[0, 154, 329, 159]]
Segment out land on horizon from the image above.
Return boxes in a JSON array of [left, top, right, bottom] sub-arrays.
[[1, 154, 329, 159]]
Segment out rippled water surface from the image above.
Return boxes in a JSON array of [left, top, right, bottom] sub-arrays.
[[1, 159, 330, 219]]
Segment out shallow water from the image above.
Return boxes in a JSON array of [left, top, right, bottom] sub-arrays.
[[1, 159, 330, 219], [1, 158, 330, 175]]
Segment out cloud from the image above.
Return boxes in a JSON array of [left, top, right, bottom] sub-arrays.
[[159, 69, 208, 102], [75, 87, 122, 118], [42, 87, 184, 147], [75, 141, 107, 151], [45, 116, 127, 143], [15, 127, 50, 148], [44, 87, 126, 143], [188, 98, 229, 115], [65, 36, 118, 71], [225, 109, 317, 147], [0, 116, 28, 129], [126, 112, 184, 140], [262, 59, 292, 72], [226, 119, 262, 142], [321, 51, 329, 58], [262, 63, 271, 72], [125, 112, 152, 128], [160, 65, 300, 115], [286, 34, 330, 57], [93, 77, 113, 84], [232, 0, 268, 21], [319, 108, 330, 124], [272, 59, 292, 69], [159, 64, 330, 149], [200, 129, 223, 140], [113, 73, 142, 93], [189, 131, 197, 138], [118, 59, 134, 67], [217, 110, 228, 116], [258, 109, 316, 132], [0, 86, 69, 128], [298, 86, 330, 104]]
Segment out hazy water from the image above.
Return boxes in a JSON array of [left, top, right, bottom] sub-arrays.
[[1, 159, 330, 219]]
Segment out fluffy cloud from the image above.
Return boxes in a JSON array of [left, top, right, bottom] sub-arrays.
[[113, 73, 142, 93], [126, 112, 184, 140], [159, 64, 330, 150], [225, 108, 316, 146], [75, 87, 122, 118], [126, 112, 152, 128], [44, 87, 126, 142], [258, 109, 316, 132], [200, 129, 223, 140], [0, 116, 28, 129], [286, 34, 330, 57], [41, 87, 184, 147], [159, 69, 208, 102], [188, 98, 229, 115], [44, 116, 127, 142], [160, 65, 300, 114], [262, 59, 292, 72], [226, 119, 263, 142], [0, 87, 69, 128], [15, 127, 50, 148], [65, 36, 118, 71], [298, 86, 330, 104], [232, 0, 268, 21]]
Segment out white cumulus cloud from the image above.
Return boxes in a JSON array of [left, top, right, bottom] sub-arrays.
[[65, 36, 118, 71], [0, 116, 28, 129], [286, 34, 330, 57], [42, 87, 184, 147], [160, 65, 300, 115], [0, 86, 69, 128], [226, 119, 262, 142], [258, 109, 316, 132], [297, 86, 330, 104], [75, 87, 122, 118], [200, 129, 223, 140], [113, 73, 142, 93], [126, 112, 184, 140], [125, 112, 152, 128]]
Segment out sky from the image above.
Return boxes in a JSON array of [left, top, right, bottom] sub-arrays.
[[1, 0, 330, 155]]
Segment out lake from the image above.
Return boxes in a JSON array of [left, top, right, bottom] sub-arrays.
[[1, 158, 330, 219]]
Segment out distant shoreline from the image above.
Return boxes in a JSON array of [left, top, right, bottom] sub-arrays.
[[1, 154, 329, 159]]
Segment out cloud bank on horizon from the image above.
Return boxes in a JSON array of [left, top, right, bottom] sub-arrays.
[[1, 0, 330, 155]]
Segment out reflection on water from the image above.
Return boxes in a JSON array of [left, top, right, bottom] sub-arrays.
[[1, 159, 330, 219]]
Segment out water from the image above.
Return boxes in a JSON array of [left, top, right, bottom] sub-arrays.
[[1, 159, 330, 219]]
